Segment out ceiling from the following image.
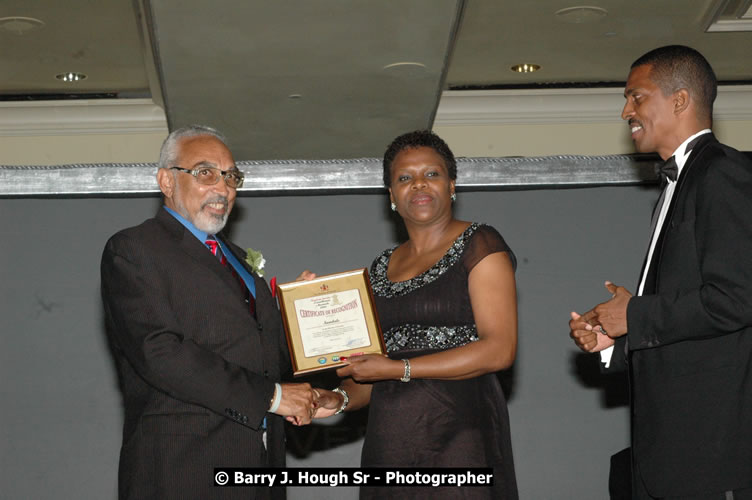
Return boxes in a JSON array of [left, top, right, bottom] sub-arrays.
[[1, 0, 751, 160]]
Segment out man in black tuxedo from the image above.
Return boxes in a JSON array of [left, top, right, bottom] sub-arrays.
[[101, 125, 316, 500], [570, 46, 752, 499]]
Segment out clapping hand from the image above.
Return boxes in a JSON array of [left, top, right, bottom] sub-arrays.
[[569, 281, 633, 352]]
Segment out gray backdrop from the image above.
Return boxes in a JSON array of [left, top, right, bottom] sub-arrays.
[[1, 185, 656, 498]]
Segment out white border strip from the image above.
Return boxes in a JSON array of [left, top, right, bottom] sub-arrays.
[[0, 99, 167, 136], [2, 86, 750, 137], [434, 85, 752, 125], [706, 19, 752, 31]]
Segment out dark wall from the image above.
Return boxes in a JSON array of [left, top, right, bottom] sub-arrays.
[[0, 185, 656, 498]]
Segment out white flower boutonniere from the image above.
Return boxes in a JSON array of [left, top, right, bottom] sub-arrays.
[[245, 248, 266, 276]]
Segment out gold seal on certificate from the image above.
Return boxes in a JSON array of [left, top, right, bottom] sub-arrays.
[[276, 268, 385, 376]]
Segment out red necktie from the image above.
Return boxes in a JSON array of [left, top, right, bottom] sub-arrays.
[[204, 239, 227, 265], [205, 239, 255, 316]]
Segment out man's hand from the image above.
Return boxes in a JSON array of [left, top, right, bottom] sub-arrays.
[[272, 383, 316, 426], [592, 281, 632, 338], [569, 311, 615, 353], [311, 389, 344, 419]]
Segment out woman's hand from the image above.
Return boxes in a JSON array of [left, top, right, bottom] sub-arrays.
[[336, 354, 404, 383], [295, 270, 317, 281]]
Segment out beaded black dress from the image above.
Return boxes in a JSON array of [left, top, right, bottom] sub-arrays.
[[361, 223, 519, 499]]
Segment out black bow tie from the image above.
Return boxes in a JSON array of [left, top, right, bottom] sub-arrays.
[[656, 156, 678, 183], [654, 134, 707, 184]]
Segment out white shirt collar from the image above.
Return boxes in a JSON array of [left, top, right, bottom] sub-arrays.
[[671, 129, 711, 173]]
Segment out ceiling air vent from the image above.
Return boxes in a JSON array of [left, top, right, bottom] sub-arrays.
[[706, 0, 752, 32]]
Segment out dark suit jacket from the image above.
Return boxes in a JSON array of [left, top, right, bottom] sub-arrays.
[[610, 134, 752, 497], [101, 208, 289, 500]]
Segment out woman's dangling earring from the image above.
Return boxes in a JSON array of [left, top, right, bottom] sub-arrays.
[[451, 192, 457, 202], [391, 202, 397, 211]]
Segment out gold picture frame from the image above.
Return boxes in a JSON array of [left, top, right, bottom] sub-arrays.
[[276, 268, 385, 376]]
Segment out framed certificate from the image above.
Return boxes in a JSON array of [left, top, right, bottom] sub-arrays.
[[276, 268, 385, 376]]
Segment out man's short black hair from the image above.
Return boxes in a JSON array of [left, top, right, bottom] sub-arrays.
[[632, 45, 717, 122], [382, 130, 457, 188]]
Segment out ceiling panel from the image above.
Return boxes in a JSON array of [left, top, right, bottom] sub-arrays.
[[1, 0, 751, 163], [146, 0, 463, 160], [0, 0, 148, 95], [447, 0, 752, 87]]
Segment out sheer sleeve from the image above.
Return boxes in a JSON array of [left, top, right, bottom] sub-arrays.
[[462, 224, 516, 273]]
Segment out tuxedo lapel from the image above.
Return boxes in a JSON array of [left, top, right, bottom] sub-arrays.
[[643, 134, 716, 293]]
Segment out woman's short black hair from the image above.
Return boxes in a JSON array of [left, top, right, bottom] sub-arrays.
[[382, 130, 457, 187]]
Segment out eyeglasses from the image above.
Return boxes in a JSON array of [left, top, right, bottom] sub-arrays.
[[170, 165, 245, 189]]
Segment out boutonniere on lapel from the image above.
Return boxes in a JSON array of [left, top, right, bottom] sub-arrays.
[[245, 247, 278, 298], [245, 248, 266, 276]]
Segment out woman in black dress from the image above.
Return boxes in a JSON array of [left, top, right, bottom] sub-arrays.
[[317, 130, 518, 499]]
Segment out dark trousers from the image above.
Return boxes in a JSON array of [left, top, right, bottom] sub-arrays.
[[627, 456, 752, 500], [609, 448, 752, 500]]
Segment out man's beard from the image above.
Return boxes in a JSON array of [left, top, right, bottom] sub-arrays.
[[176, 194, 230, 234], [195, 198, 230, 234]]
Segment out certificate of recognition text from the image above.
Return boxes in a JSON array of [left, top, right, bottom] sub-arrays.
[[294, 289, 371, 357]]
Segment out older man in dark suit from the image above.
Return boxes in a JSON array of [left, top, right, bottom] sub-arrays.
[[570, 46, 752, 499], [101, 125, 316, 500]]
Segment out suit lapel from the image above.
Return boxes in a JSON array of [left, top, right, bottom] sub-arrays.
[[221, 236, 272, 326], [217, 235, 250, 276], [216, 234, 259, 296], [155, 209, 244, 295]]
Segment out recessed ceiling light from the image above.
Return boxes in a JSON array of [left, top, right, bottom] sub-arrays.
[[510, 63, 541, 74], [288, 94, 302, 99], [55, 72, 87, 82], [0, 16, 45, 34], [555, 6, 608, 24]]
